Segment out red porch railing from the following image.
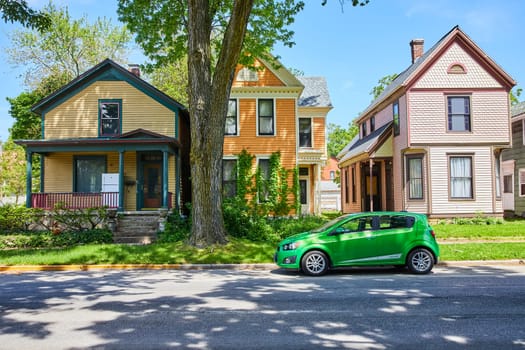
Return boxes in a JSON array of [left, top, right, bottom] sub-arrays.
[[31, 192, 119, 210], [31, 192, 173, 210]]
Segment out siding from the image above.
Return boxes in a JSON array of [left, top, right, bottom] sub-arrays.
[[428, 146, 496, 215], [413, 42, 503, 89], [232, 60, 285, 88], [44, 81, 176, 139], [502, 118, 525, 215], [393, 95, 409, 211], [408, 90, 510, 144], [313, 117, 325, 149]]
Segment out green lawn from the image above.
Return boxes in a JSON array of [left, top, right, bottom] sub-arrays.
[[433, 221, 525, 240]]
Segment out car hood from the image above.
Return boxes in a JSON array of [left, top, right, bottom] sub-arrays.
[[282, 231, 317, 243]]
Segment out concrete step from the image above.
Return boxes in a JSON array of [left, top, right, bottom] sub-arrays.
[[114, 236, 156, 244]]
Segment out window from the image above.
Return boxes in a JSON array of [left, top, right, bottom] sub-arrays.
[[370, 116, 375, 133], [299, 118, 312, 147], [520, 169, 525, 197], [222, 159, 237, 197], [406, 155, 423, 199], [393, 100, 400, 136], [450, 156, 473, 199], [495, 155, 501, 198], [329, 171, 335, 180], [379, 215, 415, 229], [447, 96, 471, 132], [351, 166, 356, 203], [344, 169, 349, 204], [504, 175, 513, 194], [258, 158, 270, 202], [299, 167, 309, 176], [74, 156, 106, 193], [340, 216, 374, 232], [225, 99, 237, 135], [99, 100, 121, 136], [362, 122, 367, 137], [258, 99, 274, 135], [237, 67, 258, 82]]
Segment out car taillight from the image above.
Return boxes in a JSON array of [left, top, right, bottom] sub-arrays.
[[429, 229, 436, 238]]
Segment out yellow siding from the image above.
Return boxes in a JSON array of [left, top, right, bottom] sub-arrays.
[[123, 152, 137, 211], [232, 59, 285, 88], [313, 117, 325, 149], [44, 81, 176, 139], [44, 153, 74, 192]]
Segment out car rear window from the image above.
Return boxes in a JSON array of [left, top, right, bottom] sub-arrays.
[[379, 215, 415, 229]]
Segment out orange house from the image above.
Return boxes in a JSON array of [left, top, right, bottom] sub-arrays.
[[223, 58, 332, 214]]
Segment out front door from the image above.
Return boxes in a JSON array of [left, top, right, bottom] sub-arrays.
[[363, 162, 381, 211], [300, 179, 309, 214], [138, 152, 163, 209]]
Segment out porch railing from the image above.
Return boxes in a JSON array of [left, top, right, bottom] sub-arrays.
[[31, 192, 119, 210]]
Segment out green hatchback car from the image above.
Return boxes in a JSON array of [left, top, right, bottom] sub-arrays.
[[274, 211, 440, 276]]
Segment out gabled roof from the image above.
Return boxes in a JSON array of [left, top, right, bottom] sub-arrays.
[[258, 56, 304, 88], [31, 58, 188, 116], [297, 77, 333, 108], [337, 122, 392, 164], [511, 101, 525, 118], [357, 25, 516, 122]]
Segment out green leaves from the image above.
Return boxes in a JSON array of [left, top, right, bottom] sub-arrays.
[[0, 0, 51, 31]]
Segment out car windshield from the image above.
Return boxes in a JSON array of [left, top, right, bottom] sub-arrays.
[[311, 215, 352, 233]]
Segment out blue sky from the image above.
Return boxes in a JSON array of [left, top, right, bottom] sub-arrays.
[[0, 0, 524, 142]]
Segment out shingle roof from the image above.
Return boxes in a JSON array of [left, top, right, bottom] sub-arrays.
[[297, 76, 333, 108], [511, 101, 525, 117], [337, 122, 392, 163]]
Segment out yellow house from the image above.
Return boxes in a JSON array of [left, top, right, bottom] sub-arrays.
[[16, 59, 191, 213], [224, 58, 332, 214]]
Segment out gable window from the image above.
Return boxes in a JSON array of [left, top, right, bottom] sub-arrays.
[[225, 99, 238, 136], [258, 99, 274, 135], [299, 118, 312, 147], [74, 156, 106, 193], [406, 155, 424, 200], [222, 159, 237, 197], [447, 96, 471, 132], [393, 100, 400, 136], [370, 116, 375, 133], [450, 156, 473, 199], [99, 100, 121, 136], [258, 158, 270, 202], [237, 67, 258, 82], [520, 169, 525, 197], [362, 122, 367, 137]]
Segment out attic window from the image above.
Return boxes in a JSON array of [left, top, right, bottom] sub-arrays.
[[447, 63, 467, 74], [237, 67, 258, 82]]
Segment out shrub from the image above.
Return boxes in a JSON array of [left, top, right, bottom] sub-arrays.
[[0, 229, 113, 249], [0, 204, 36, 233], [157, 212, 191, 242]]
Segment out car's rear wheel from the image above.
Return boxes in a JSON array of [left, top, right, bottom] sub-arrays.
[[301, 250, 329, 276], [407, 248, 434, 274]]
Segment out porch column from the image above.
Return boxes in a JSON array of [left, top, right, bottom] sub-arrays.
[[369, 159, 374, 212], [118, 151, 125, 212], [175, 150, 181, 213], [162, 150, 169, 209], [25, 151, 33, 208]]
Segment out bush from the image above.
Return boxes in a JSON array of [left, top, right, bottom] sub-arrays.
[[157, 212, 191, 242], [0, 229, 113, 249], [0, 204, 36, 233]]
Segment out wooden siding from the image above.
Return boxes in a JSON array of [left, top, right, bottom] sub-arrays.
[[413, 42, 503, 89], [502, 118, 525, 215], [393, 95, 408, 211], [340, 165, 362, 213], [313, 117, 325, 149], [44, 81, 176, 139], [408, 90, 510, 145], [232, 60, 285, 88], [44, 153, 74, 192], [428, 146, 497, 215]]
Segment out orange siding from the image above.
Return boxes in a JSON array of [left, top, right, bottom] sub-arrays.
[[232, 60, 285, 88], [313, 117, 326, 149]]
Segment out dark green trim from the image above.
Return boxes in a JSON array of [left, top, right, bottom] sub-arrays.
[[72, 155, 107, 192], [175, 111, 179, 139], [162, 151, 169, 208], [25, 151, 33, 208], [175, 150, 181, 212], [25, 143, 176, 154], [41, 114, 45, 139], [118, 152, 125, 211], [98, 99, 123, 137]]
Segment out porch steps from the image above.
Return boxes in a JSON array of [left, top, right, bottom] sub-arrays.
[[114, 212, 159, 244]]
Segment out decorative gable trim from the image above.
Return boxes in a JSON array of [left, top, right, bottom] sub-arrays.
[[447, 62, 467, 74]]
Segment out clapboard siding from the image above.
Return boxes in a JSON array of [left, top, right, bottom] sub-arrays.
[[232, 60, 285, 87], [44, 81, 176, 139]]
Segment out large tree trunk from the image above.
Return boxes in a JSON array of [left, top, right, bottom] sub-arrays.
[[187, 0, 253, 246]]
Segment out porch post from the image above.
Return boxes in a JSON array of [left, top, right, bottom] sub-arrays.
[[175, 150, 181, 213], [369, 159, 374, 212], [162, 150, 169, 209], [118, 151, 125, 212], [25, 151, 33, 208]]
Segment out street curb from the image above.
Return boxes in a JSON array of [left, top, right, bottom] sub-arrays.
[[1, 260, 524, 273]]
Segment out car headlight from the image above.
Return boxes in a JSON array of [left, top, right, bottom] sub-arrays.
[[282, 241, 301, 251]]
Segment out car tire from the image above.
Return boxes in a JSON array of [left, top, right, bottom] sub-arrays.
[[301, 250, 329, 276], [407, 248, 434, 274]]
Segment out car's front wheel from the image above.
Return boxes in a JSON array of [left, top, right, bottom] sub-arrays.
[[407, 248, 434, 274], [301, 250, 329, 276]]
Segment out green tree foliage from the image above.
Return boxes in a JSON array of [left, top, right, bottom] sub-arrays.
[[369, 73, 397, 101], [117, 0, 368, 246], [147, 58, 189, 106], [0, 140, 27, 204], [0, 0, 50, 31], [510, 86, 523, 106], [327, 122, 359, 158], [6, 3, 131, 89]]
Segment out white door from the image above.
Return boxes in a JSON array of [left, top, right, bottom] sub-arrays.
[[502, 161, 514, 211], [299, 178, 310, 214]]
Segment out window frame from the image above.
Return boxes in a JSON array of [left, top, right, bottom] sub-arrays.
[[361, 122, 367, 137], [448, 155, 474, 200], [257, 99, 275, 136], [520, 169, 525, 197], [351, 166, 357, 203], [73, 155, 107, 193], [225, 99, 238, 136], [393, 100, 400, 136], [406, 154, 424, 200], [257, 157, 271, 202], [503, 174, 513, 194], [447, 95, 471, 132], [299, 117, 312, 147], [99, 99, 122, 137], [370, 116, 375, 133], [222, 158, 237, 198]]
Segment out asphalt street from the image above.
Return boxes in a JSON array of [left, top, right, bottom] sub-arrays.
[[0, 265, 524, 349]]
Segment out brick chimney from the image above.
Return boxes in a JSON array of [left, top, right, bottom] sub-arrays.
[[410, 39, 424, 64], [128, 64, 140, 77]]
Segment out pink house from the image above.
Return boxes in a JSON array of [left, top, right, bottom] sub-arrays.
[[337, 26, 515, 218]]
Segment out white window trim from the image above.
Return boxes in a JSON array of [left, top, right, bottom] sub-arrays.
[[520, 169, 525, 197], [298, 117, 313, 148], [225, 98, 239, 137], [236, 67, 258, 82], [256, 155, 271, 203], [256, 98, 276, 137]]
